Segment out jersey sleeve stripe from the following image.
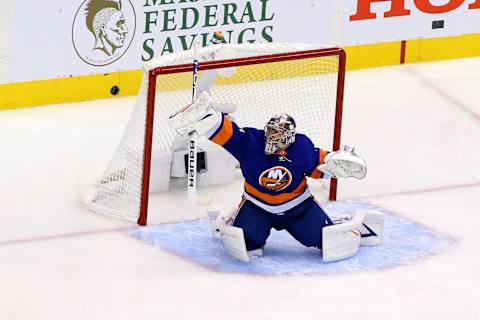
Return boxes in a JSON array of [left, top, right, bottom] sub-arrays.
[[244, 178, 308, 205], [210, 115, 233, 146], [310, 169, 323, 179], [309, 149, 328, 178], [320, 149, 329, 165]]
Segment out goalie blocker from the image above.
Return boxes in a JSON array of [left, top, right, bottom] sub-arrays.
[[168, 91, 223, 138]]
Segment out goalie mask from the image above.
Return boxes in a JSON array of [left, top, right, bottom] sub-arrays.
[[264, 114, 296, 155]]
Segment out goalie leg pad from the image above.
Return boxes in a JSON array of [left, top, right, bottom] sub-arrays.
[[207, 207, 222, 239], [207, 206, 237, 239], [218, 224, 250, 262], [209, 206, 262, 262], [357, 210, 384, 246], [323, 210, 384, 262], [322, 211, 365, 262]]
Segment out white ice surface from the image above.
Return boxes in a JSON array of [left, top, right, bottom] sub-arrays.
[[1, 58, 480, 320]]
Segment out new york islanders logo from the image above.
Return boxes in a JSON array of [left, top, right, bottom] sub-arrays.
[[259, 166, 292, 192]]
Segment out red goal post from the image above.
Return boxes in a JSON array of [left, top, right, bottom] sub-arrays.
[[85, 44, 346, 226]]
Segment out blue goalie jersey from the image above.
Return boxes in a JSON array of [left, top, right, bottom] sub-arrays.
[[208, 114, 329, 214]]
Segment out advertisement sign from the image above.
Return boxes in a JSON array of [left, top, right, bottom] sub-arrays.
[[71, 0, 137, 67], [8, 0, 333, 82], [6, 0, 480, 83], [342, 0, 480, 45]]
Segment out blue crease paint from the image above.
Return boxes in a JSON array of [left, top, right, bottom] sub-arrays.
[[129, 201, 452, 274]]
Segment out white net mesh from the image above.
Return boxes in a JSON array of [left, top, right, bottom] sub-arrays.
[[85, 43, 344, 223]]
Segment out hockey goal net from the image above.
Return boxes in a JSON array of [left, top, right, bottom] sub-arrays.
[[85, 43, 346, 225]]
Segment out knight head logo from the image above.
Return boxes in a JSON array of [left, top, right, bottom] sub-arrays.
[[259, 166, 292, 192], [72, 0, 136, 66]]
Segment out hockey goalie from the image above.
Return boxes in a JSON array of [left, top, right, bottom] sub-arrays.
[[168, 90, 384, 263]]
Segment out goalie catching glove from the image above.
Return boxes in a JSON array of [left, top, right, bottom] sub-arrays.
[[168, 91, 222, 137], [318, 146, 367, 179]]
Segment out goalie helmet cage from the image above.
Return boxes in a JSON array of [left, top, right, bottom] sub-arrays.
[[85, 43, 346, 226]]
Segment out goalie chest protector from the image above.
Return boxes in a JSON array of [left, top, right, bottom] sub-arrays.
[[209, 114, 328, 214]]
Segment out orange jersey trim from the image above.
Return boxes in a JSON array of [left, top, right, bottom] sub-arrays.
[[211, 116, 233, 146], [310, 149, 328, 178], [310, 169, 322, 179], [244, 178, 307, 205], [320, 149, 329, 165]]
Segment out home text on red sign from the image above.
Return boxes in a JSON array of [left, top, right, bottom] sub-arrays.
[[350, 0, 480, 21]]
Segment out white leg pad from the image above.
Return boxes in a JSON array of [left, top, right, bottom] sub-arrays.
[[207, 207, 222, 239], [357, 210, 384, 246], [219, 224, 250, 262], [208, 207, 260, 262], [207, 206, 237, 239], [322, 211, 364, 262]]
